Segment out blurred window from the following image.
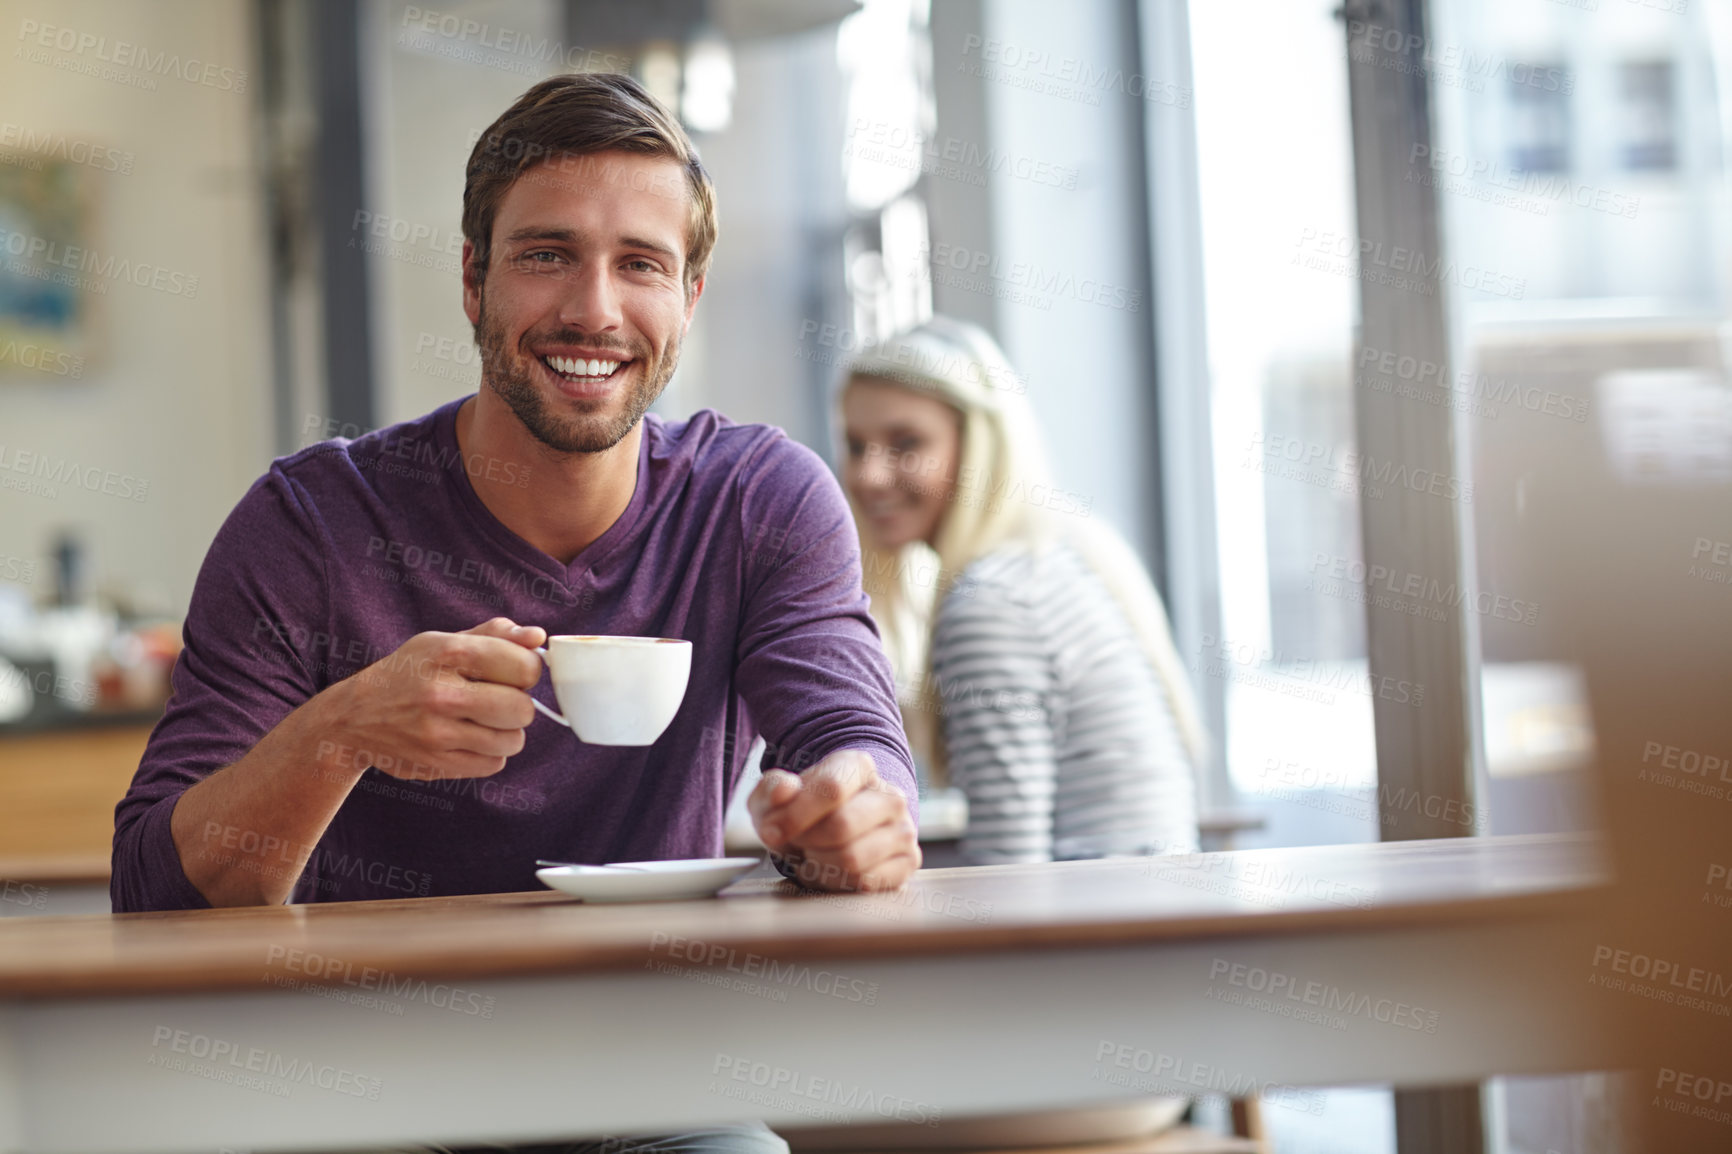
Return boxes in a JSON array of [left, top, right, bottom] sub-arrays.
[[1189, 0, 1379, 845], [1618, 59, 1677, 172], [1505, 63, 1571, 173], [1430, 0, 1730, 837]]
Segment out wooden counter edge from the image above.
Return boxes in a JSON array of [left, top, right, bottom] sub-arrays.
[[0, 854, 111, 885], [0, 882, 1607, 1001]]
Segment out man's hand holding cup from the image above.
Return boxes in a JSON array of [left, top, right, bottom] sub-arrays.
[[325, 617, 546, 781]]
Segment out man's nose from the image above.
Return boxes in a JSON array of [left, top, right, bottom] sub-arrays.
[[558, 262, 622, 332]]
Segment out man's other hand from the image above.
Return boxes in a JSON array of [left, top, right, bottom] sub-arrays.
[[748, 751, 920, 891], [326, 617, 547, 781]]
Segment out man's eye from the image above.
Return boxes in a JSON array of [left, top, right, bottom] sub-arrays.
[[892, 438, 923, 454], [845, 439, 866, 458], [624, 259, 657, 272]]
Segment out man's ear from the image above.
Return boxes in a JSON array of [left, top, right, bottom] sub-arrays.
[[461, 240, 483, 327], [682, 274, 706, 333]]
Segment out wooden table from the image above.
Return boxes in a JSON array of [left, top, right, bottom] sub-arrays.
[[0, 835, 1616, 1154]]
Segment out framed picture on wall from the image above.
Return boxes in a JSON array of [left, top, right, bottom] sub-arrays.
[[0, 152, 94, 380]]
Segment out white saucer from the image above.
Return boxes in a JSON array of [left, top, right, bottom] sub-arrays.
[[535, 857, 762, 903]]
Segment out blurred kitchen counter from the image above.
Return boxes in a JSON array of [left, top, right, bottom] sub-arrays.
[[0, 720, 154, 888]]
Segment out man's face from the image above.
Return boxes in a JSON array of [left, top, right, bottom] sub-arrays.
[[462, 150, 703, 454]]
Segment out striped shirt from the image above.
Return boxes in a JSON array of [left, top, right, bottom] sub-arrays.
[[931, 541, 1199, 864]]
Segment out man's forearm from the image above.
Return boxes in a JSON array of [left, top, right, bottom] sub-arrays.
[[168, 682, 367, 907]]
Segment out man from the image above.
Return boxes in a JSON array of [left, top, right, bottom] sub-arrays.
[[112, 74, 920, 922]]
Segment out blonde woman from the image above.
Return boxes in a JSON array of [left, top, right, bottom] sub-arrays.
[[839, 317, 1206, 865]]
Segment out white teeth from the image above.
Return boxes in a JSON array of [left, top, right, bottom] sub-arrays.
[[545, 355, 621, 378]]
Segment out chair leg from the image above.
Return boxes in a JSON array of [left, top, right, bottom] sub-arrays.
[[1229, 1097, 1269, 1154]]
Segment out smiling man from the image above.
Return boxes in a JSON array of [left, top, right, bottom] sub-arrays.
[[114, 75, 920, 935]]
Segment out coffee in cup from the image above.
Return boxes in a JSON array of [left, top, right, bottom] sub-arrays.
[[530, 635, 691, 746]]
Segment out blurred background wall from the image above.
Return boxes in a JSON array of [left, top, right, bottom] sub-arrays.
[[0, 0, 273, 615]]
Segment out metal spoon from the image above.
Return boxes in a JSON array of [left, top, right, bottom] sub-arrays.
[[535, 859, 652, 871]]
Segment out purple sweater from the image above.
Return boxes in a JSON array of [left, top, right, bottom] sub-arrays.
[[112, 400, 915, 912]]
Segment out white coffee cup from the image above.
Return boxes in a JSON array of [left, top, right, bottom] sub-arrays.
[[531, 635, 692, 746]]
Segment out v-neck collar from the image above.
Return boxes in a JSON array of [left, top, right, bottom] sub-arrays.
[[434, 397, 654, 583]]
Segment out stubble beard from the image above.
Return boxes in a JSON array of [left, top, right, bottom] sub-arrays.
[[473, 288, 680, 455]]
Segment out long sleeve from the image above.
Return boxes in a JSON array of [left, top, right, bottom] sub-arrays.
[[110, 468, 330, 912], [930, 578, 1059, 864], [732, 436, 918, 818]]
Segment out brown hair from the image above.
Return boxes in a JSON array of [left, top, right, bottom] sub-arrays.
[[462, 72, 718, 294]]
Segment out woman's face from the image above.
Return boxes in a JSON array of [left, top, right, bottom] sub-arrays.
[[841, 378, 963, 551]]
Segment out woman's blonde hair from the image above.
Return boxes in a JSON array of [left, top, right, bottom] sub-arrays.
[[839, 317, 1209, 786]]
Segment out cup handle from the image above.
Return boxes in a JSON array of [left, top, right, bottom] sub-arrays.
[[530, 646, 570, 728]]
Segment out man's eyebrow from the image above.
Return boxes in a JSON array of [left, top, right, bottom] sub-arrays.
[[500, 226, 680, 265], [502, 226, 579, 245], [618, 235, 681, 263]]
